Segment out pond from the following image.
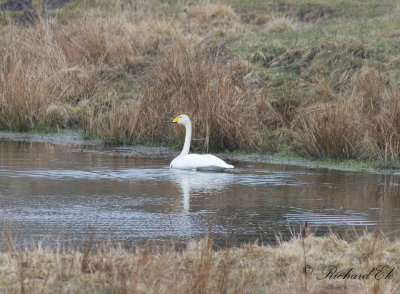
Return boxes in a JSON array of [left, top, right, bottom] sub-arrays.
[[1, 135, 400, 248]]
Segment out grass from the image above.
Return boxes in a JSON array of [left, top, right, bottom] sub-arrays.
[[227, 145, 387, 173], [1, 230, 400, 293], [1, 0, 400, 164]]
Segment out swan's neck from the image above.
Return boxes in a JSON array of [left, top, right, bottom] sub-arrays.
[[181, 121, 191, 156]]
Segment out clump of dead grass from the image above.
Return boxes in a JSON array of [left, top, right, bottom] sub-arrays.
[[187, 4, 239, 25], [265, 16, 298, 33], [293, 67, 400, 164], [365, 70, 400, 160], [81, 95, 141, 143], [86, 42, 263, 151], [0, 20, 64, 130], [294, 99, 368, 159], [184, 3, 242, 36], [80, 35, 264, 150], [0, 9, 182, 132], [0, 231, 399, 293], [137, 44, 262, 151]]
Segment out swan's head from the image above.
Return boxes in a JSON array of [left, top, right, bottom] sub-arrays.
[[168, 114, 191, 125]]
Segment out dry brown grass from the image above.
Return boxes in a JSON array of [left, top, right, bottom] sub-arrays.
[[0, 21, 58, 130], [186, 3, 239, 29], [81, 96, 141, 143], [293, 68, 400, 164], [356, 70, 400, 164], [1, 0, 400, 163], [136, 44, 262, 151], [265, 16, 298, 33], [0, 3, 260, 151], [0, 8, 173, 128], [80, 35, 263, 150], [0, 15, 111, 130], [0, 232, 399, 293], [295, 99, 367, 160]]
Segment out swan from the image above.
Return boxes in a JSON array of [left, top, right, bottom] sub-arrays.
[[168, 114, 234, 171]]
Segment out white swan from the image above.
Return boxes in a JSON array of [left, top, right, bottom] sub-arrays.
[[168, 115, 234, 171]]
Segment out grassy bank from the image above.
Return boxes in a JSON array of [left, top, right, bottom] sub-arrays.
[[1, 0, 400, 165], [1, 231, 399, 293]]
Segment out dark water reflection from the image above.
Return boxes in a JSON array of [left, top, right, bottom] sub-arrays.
[[0, 140, 400, 247]]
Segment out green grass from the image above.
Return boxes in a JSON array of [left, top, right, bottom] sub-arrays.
[[230, 0, 398, 20], [242, 148, 387, 173]]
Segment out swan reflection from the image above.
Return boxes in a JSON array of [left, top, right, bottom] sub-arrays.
[[170, 169, 235, 212]]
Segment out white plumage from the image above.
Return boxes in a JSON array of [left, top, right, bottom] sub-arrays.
[[168, 115, 234, 171]]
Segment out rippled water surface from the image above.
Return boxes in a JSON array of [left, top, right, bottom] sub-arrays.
[[1, 138, 400, 247]]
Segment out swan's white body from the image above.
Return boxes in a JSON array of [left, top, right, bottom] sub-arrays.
[[168, 115, 234, 171], [171, 154, 233, 171]]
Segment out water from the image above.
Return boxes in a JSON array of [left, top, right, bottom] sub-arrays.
[[1, 138, 400, 248]]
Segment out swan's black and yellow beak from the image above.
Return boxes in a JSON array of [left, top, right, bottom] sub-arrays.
[[167, 117, 179, 123]]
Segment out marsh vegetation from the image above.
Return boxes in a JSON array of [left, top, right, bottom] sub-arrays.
[[1, 229, 400, 293], [1, 0, 400, 166]]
